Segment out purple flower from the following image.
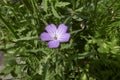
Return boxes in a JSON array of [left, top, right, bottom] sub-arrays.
[[40, 24, 70, 48]]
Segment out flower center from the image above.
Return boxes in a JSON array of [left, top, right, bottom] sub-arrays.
[[54, 36, 57, 40]]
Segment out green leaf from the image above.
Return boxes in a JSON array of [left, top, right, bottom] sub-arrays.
[[81, 73, 87, 80], [14, 65, 21, 76], [51, 3, 60, 19], [22, 0, 33, 13], [0, 15, 16, 38], [43, 0, 48, 12], [3, 66, 14, 75], [12, 36, 38, 42], [55, 2, 70, 8]]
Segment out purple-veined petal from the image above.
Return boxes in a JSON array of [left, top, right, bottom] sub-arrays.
[[57, 24, 68, 34], [48, 40, 60, 48], [40, 32, 53, 41], [45, 24, 57, 38], [59, 33, 70, 42]]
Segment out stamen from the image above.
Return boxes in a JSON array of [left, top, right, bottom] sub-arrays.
[[54, 36, 57, 40]]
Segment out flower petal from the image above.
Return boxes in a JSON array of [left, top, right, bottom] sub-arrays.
[[40, 32, 53, 41], [59, 33, 70, 42], [57, 24, 68, 34], [45, 24, 57, 37], [48, 40, 60, 48]]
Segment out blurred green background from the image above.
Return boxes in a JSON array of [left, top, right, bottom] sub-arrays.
[[0, 0, 120, 80]]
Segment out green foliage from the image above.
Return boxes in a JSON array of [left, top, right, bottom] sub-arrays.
[[0, 0, 120, 80], [89, 54, 120, 80]]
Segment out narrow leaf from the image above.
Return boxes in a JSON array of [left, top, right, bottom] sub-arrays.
[[51, 4, 60, 19], [43, 0, 48, 12], [55, 2, 70, 8]]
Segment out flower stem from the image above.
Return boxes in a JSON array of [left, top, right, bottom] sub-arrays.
[[55, 48, 59, 74]]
